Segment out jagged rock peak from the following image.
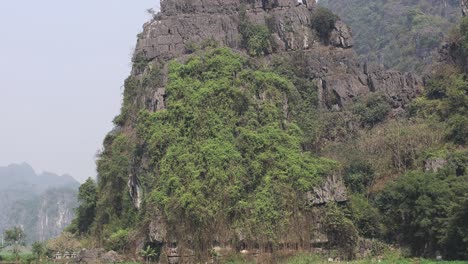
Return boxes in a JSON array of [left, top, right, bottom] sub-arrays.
[[135, 0, 353, 61], [160, 0, 316, 15]]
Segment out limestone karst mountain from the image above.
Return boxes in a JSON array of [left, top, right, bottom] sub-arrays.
[[71, 0, 468, 262], [0, 163, 79, 243]]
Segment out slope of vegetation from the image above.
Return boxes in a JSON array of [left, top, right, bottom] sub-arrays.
[[319, 0, 461, 73]]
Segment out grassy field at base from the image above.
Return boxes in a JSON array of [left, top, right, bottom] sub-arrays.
[[224, 253, 468, 264]]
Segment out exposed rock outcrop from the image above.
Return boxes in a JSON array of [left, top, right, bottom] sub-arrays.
[[308, 174, 347, 205], [425, 158, 448, 173], [131, 0, 420, 118], [75, 249, 106, 263], [75, 249, 124, 263], [136, 0, 322, 61], [463, 0, 468, 16], [330, 20, 353, 48]]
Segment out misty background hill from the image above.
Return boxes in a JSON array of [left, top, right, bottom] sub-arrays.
[[0, 163, 79, 244]]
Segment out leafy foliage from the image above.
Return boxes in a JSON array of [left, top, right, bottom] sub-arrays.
[[4, 227, 25, 246], [46, 232, 81, 253], [140, 245, 157, 263], [376, 169, 468, 257], [31, 241, 46, 260], [324, 203, 359, 259], [239, 8, 272, 56], [411, 73, 468, 145], [71, 178, 97, 235], [352, 94, 391, 126], [136, 48, 334, 249], [107, 229, 130, 251], [310, 7, 338, 41]]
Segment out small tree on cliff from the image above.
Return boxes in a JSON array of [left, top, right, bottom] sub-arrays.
[[311, 7, 338, 41]]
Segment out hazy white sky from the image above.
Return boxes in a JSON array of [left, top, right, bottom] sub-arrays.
[[0, 0, 160, 182]]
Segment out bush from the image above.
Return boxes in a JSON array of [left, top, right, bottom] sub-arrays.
[[311, 7, 338, 41], [107, 229, 130, 251], [447, 114, 468, 145], [344, 160, 375, 193], [352, 94, 392, 126], [239, 8, 271, 56], [348, 194, 382, 238], [376, 170, 468, 257], [324, 203, 359, 259]]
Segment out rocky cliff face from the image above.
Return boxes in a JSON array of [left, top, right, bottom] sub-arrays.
[[130, 0, 420, 117]]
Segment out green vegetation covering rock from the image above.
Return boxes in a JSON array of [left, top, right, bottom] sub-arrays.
[[97, 48, 337, 254]]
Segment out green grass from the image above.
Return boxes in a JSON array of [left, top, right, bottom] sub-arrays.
[[223, 254, 468, 264]]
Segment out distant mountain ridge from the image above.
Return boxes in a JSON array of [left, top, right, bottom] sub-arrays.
[[319, 0, 461, 73], [0, 163, 79, 243]]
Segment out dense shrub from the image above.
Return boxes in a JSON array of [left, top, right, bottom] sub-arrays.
[[135, 48, 335, 251], [239, 8, 271, 56], [324, 203, 359, 259], [376, 170, 468, 258], [352, 94, 392, 126], [447, 114, 468, 145], [107, 229, 130, 251], [460, 16, 468, 56], [344, 161, 375, 193], [311, 7, 338, 41], [348, 195, 382, 238]]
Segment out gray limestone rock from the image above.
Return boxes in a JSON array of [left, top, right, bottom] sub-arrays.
[[75, 249, 106, 263], [101, 251, 124, 263], [308, 174, 347, 205], [329, 20, 353, 48], [149, 212, 167, 243], [130, 0, 421, 116], [425, 158, 448, 173], [135, 0, 325, 61], [463, 0, 468, 16]]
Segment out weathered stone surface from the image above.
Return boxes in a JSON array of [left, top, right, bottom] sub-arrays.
[[149, 211, 167, 243], [75, 249, 105, 263], [101, 251, 124, 263], [367, 71, 422, 108], [463, 0, 468, 16], [75, 249, 124, 263], [135, 0, 325, 61], [308, 174, 347, 205], [425, 158, 448, 173], [329, 20, 353, 48]]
